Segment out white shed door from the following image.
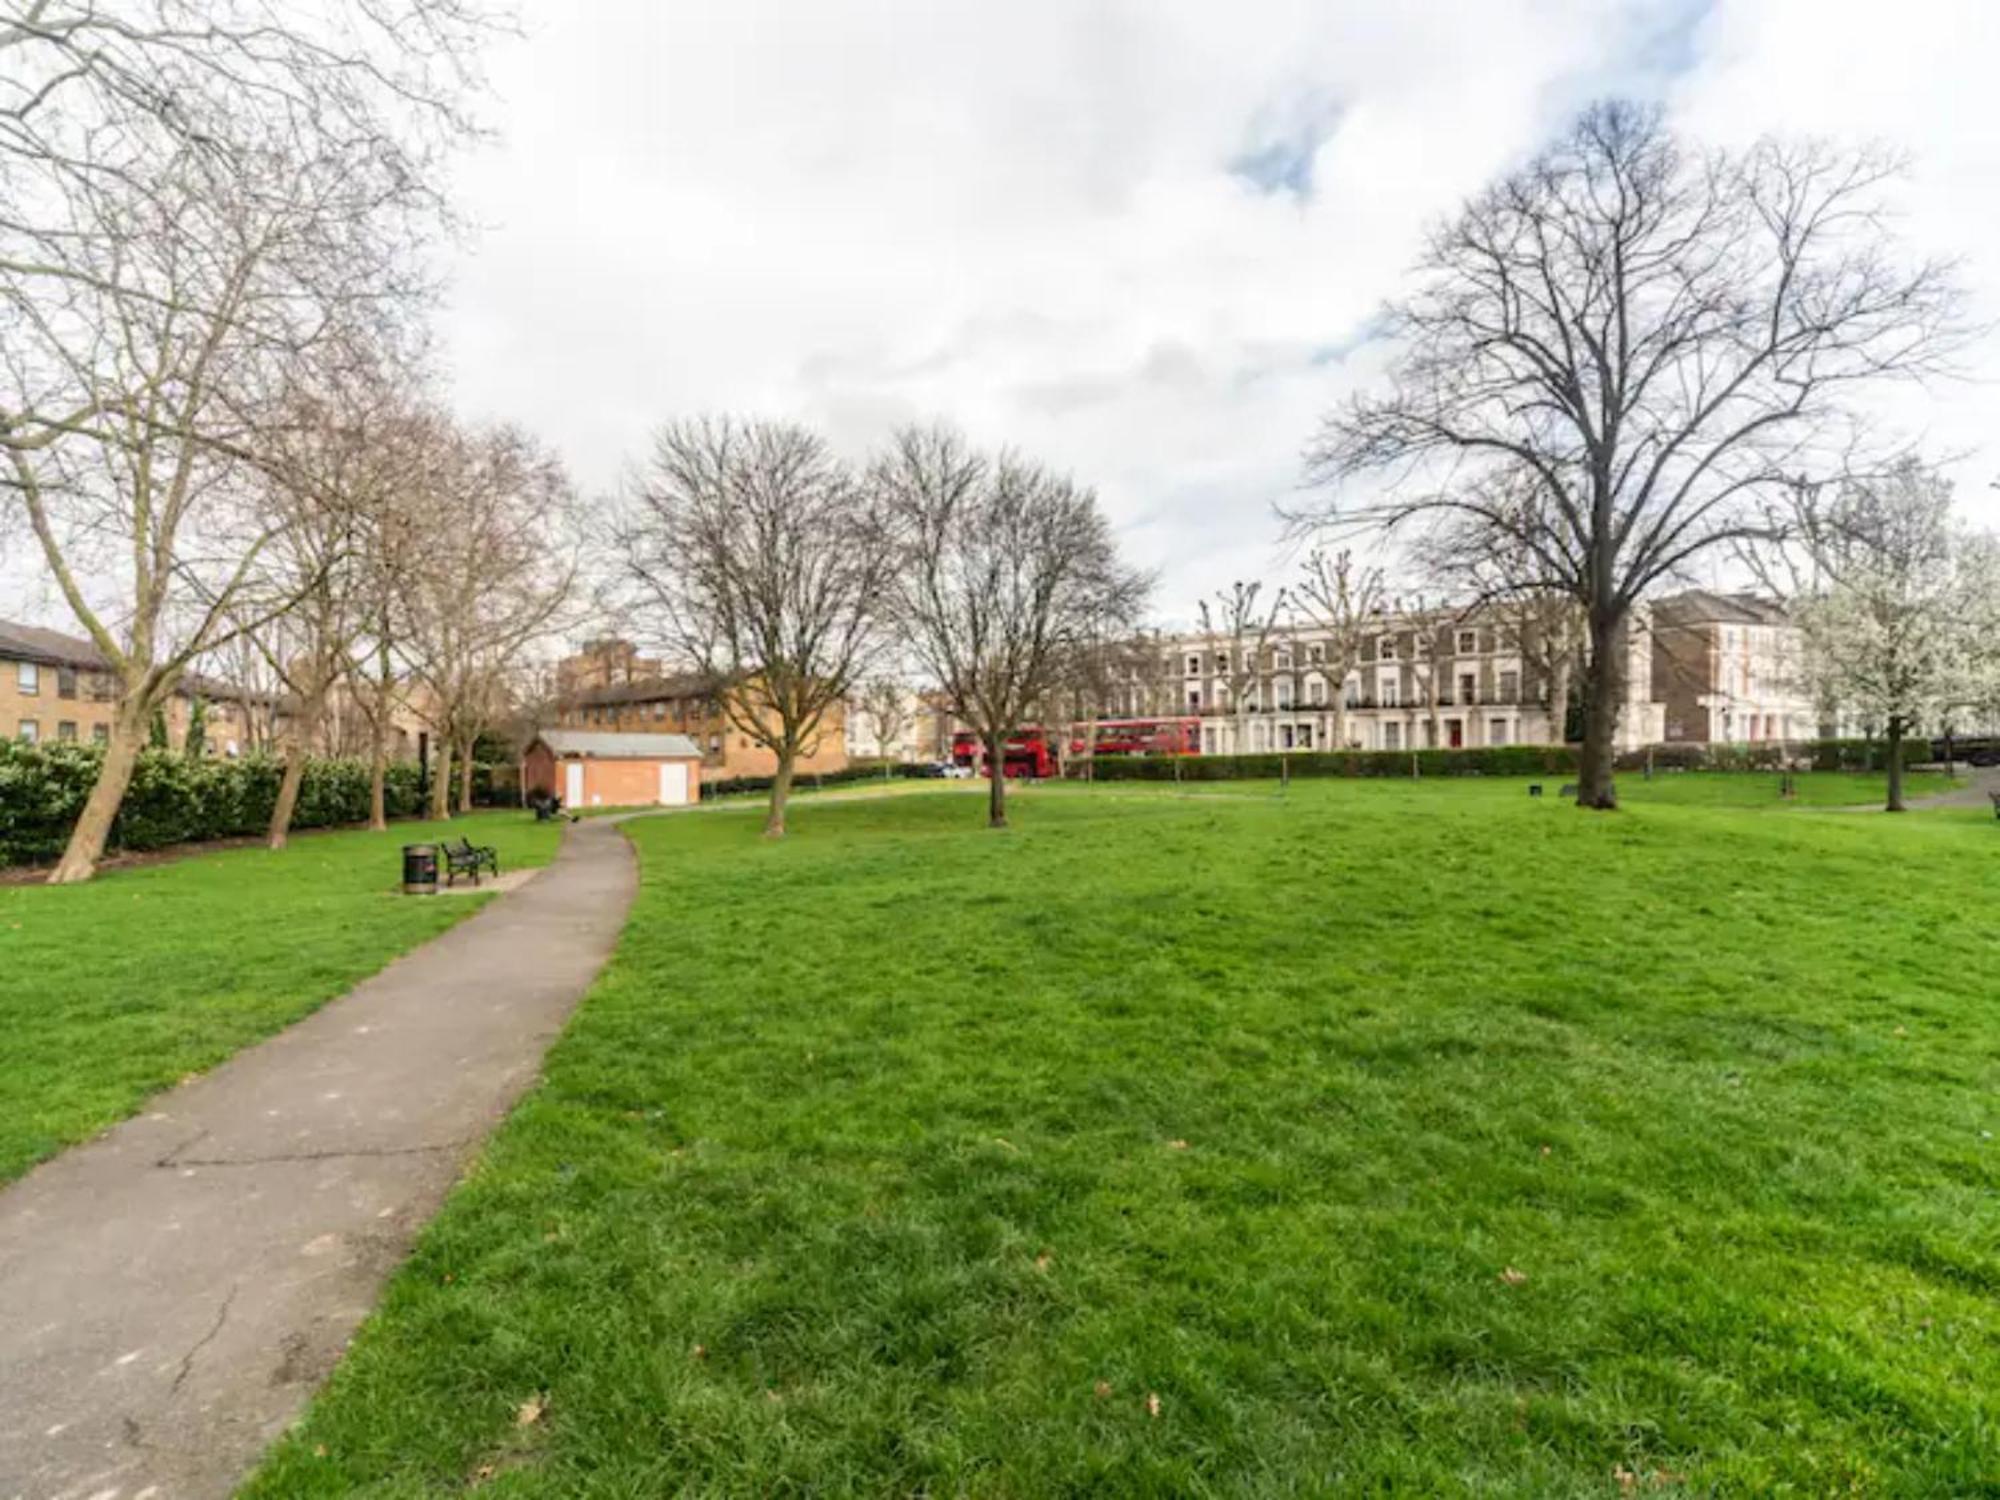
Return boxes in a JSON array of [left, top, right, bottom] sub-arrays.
[[658, 761, 688, 805], [564, 761, 584, 806]]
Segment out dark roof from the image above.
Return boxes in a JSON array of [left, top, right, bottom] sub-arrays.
[[533, 729, 702, 759], [572, 672, 720, 708], [0, 619, 107, 670], [0, 619, 282, 704], [1652, 590, 1791, 627]]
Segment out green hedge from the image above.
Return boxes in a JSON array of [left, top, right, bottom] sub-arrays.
[[1085, 745, 1580, 781], [0, 742, 425, 867], [1084, 737, 1931, 783], [700, 760, 929, 800]]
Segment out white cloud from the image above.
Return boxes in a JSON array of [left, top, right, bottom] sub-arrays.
[[11, 0, 1994, 633], [439, 0, 1696, 624]]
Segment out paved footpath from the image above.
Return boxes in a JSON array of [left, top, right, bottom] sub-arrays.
[[0, 817, 637, 1500]]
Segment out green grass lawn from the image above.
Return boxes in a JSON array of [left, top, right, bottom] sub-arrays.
[[247, 778, 2000, 1497], [0, 811, 562, 1185]]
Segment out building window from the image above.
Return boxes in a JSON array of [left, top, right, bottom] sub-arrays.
[[1383, 721, 1401, 751], [1308, 643, 1324, 663], [1297, 723, 1314, 748], [1310, 679, 1327, 706], [1499, 669, 1519, 701], [1490, 718, 1509, 746], [1457, 630, 1477, 654], [91, 724, 108, 745], [56, 666, 77, 699], [1214, 652, 1228, 672], [1186, 654, 1200, 677], [651, 700, 665, 720], [1187, 689, 1200, 709], [1378, 635, 1397, 660], [1380, 678, 1400, 708], [56, 720, 76, 742], [16, 661, 39, 695], [1276, 648, 1292, 670], [18, 719, 38, 743], [1458, 672, 1476, 704]]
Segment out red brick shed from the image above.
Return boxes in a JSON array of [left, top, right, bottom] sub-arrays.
[[522, 729, 703, 810]]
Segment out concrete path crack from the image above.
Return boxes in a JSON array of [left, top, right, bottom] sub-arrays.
[[0, 816, 639, 1500], [171, 1284, 238, 1394]]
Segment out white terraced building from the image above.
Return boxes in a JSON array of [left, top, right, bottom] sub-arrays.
[[1111, 591, 1819, 756]]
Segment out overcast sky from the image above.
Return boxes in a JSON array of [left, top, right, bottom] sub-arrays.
[[9, 0, 1997, 634]]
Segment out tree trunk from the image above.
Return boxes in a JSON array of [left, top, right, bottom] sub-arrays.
[[986, 730, 1008, 829], [47, 697, 149, 884], [367, 723, 389, 831], [764, 750, 795, 838], [268, 695, 322, 850], [1576, 606, 1627, 810], [1885, 715, 1906, 813], [1549, 657, 1573, 744], [428, 741, 452, 821], [268, 747, 307, 850], [456, 738, 475, 814]]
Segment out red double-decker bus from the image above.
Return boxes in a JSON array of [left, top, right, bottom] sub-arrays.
[[950, 727, 1060, 779], [1068, 716, 1201, 758]]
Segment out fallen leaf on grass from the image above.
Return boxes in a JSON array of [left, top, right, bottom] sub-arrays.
[[691, 1343, 707, 1360], [1145, 1392, 1161, 1417], [993, 1137, 1019, 1152], [1167, 1139, 1189, 1151], [1034, 1251, 1053, 1272], [516, 1393, 546, 1427], [1093, 1380, 1113, 1400], [1498, 1266, 1528, 1287]]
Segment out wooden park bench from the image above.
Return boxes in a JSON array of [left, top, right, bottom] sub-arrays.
[[1559, 783, 1580, 799], [443, 836, 500, 886]]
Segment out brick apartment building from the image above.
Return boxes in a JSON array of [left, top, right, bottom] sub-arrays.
[[551, 638, 848, 779], [0, 618, 433, 758], [0, 620, 270, 752], [1649, 591, 1817, 744]]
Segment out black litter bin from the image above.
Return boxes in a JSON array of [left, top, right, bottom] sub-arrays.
[[402, 842, 439, 895]]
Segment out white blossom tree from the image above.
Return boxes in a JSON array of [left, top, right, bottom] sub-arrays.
[[1791, 460, 1985, 811]]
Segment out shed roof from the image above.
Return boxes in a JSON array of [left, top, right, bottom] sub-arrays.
[[533, 728, 702, 760]]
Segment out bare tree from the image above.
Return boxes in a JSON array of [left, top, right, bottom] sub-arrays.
[[873, 425, 1148, 829], [619, 417, 890, 837], [6, 153, 359, 881], [1297, 100, 1965, 808], [0, 4, 499, 880], [238, 366, 425, 846], [1413, 486, 1587, 745], [1293, 549, 1384, 750], [856, 675, 911, 765], [1198, 581, 1286, 756], [401, 422, 576, 820]]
